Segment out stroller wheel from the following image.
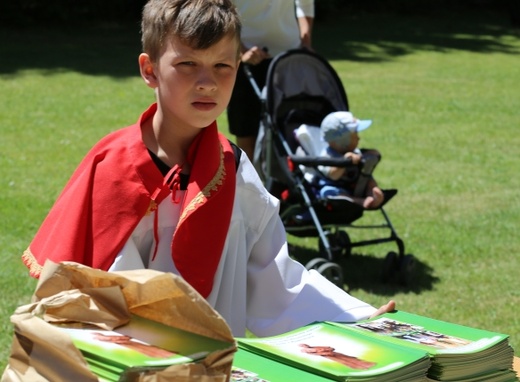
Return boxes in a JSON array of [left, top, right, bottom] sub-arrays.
[[316, 262, 344, 288], [381, 251, 399, 283], [398, 254, 416, 286], [318, 231, 346, 260], [305, 258, 328, 271], [336, 230, 351, 257]]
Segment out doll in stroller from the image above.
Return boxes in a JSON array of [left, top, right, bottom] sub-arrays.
[[249, 49, 416, 288], [304, 111, 384, 211], [286, 112, 415, 288]]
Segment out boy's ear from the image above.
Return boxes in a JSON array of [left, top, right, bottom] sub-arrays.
[[139, 53, 158, 88]]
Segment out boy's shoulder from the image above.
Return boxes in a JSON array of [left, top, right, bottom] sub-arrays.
[[90, 123, 137, 148], [228, 139, 242, 172]]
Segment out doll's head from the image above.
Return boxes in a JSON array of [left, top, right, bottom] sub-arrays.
[[321, 111, 372, 152]]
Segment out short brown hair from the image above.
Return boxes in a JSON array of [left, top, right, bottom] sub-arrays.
[[141, 0, 242, 62]]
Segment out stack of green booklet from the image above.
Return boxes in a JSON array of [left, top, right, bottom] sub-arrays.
[[332, 311, 518, 381], [231, 348, 336, 382], [236, 311, 518, 382], [57, 315, 234, 382], [237, 320, 431, 381]]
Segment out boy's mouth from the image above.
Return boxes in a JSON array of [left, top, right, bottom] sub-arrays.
[[192, 101, 217, 111]]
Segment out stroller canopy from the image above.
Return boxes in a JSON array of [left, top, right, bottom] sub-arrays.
[[264, 49, 349, 131]]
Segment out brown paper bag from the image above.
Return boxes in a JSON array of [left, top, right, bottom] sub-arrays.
[[2, 261, 236, 382]]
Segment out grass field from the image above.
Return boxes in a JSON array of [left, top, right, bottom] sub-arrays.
[[1, 9, 519, 371]]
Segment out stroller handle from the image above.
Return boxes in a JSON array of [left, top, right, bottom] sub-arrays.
[[289, 155, 356, 168], [242, 64, 263, 99]]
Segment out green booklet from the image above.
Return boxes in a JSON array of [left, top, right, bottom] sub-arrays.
[[57, 314, 234, 381], [329, 310, 518, 382], [232, 348, 335, 382], [237, 321, 431, 382]]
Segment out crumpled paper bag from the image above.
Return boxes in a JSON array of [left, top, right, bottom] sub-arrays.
[[2, 261, 236, 382]]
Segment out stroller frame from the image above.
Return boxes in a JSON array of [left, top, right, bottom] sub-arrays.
[[248, 49, 415, 287]]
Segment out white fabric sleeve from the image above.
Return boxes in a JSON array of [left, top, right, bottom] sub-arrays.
[[295, 0, 315, 18], [245, 196, 376, 337], [108, 238, 146, 271], [318, 146, 333, 176]]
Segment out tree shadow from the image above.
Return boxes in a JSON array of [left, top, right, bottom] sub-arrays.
[[0, 22, 142, 78], [314, 10, 519, 62], [290, 243, 440, 297], [0, 10, 517, 78]]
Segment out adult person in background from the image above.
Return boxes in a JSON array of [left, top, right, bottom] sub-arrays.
[[228, 0, 314, 161]]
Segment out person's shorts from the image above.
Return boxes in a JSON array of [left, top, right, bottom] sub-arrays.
[[227, 59, 271, 137]]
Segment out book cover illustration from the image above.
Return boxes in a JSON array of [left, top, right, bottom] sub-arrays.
[[59, 326, 198, 369], [231, 366, 270, 382], [332, 311, 518, 381], [57, 314, 234, 380], [339, 311, 509, 355], [237, 322, 430, 381], [231, 348, 335, 382]]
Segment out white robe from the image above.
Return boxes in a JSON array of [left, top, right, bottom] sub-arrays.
[[109, 152, 376, 337]]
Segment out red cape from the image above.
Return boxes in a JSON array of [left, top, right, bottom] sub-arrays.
[[23, 104, 236, 298]]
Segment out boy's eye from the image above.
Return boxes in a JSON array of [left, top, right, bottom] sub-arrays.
[[216, 63, 236, 73]]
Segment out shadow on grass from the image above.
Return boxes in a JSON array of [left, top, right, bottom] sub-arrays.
[[0, 10, 518, 77], [290, 243, 440, 297], [315, 10, 519, 61], [0, 22, 142, 78]]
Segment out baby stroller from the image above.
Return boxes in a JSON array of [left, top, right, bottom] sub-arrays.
[[249, 49, 415, 287]]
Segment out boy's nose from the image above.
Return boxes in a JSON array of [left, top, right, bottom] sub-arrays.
[[196, 69, 217, 91]]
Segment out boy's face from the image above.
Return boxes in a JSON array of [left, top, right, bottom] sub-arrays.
[[140, 34, 240, 132]]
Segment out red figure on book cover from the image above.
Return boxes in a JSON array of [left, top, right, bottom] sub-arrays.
[[299, 344, 376, 369]]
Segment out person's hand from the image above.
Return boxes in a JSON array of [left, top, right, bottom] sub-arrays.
[[299, 42, 314, 52], [241, 46, 270, 65], [345, 152, 361, 165], [369, 300, 396, 319]]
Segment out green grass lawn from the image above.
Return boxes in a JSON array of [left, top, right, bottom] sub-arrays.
[[1, 9, 519, 371]]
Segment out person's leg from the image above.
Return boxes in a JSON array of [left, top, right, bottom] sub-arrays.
[[320, 185, 359, 206], [227, 60, 271, 161], [362, 178, 384, 209], [354, 149, 381, 197], [320, 185, 341, 198], [236, 136, 257, 160]]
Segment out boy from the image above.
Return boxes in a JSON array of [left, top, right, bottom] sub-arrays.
[[319, 111, 385, 209], [22, 0, 394, 337]]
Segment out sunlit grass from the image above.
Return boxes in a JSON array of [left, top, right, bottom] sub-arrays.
[[1, 10, 519, 370]]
